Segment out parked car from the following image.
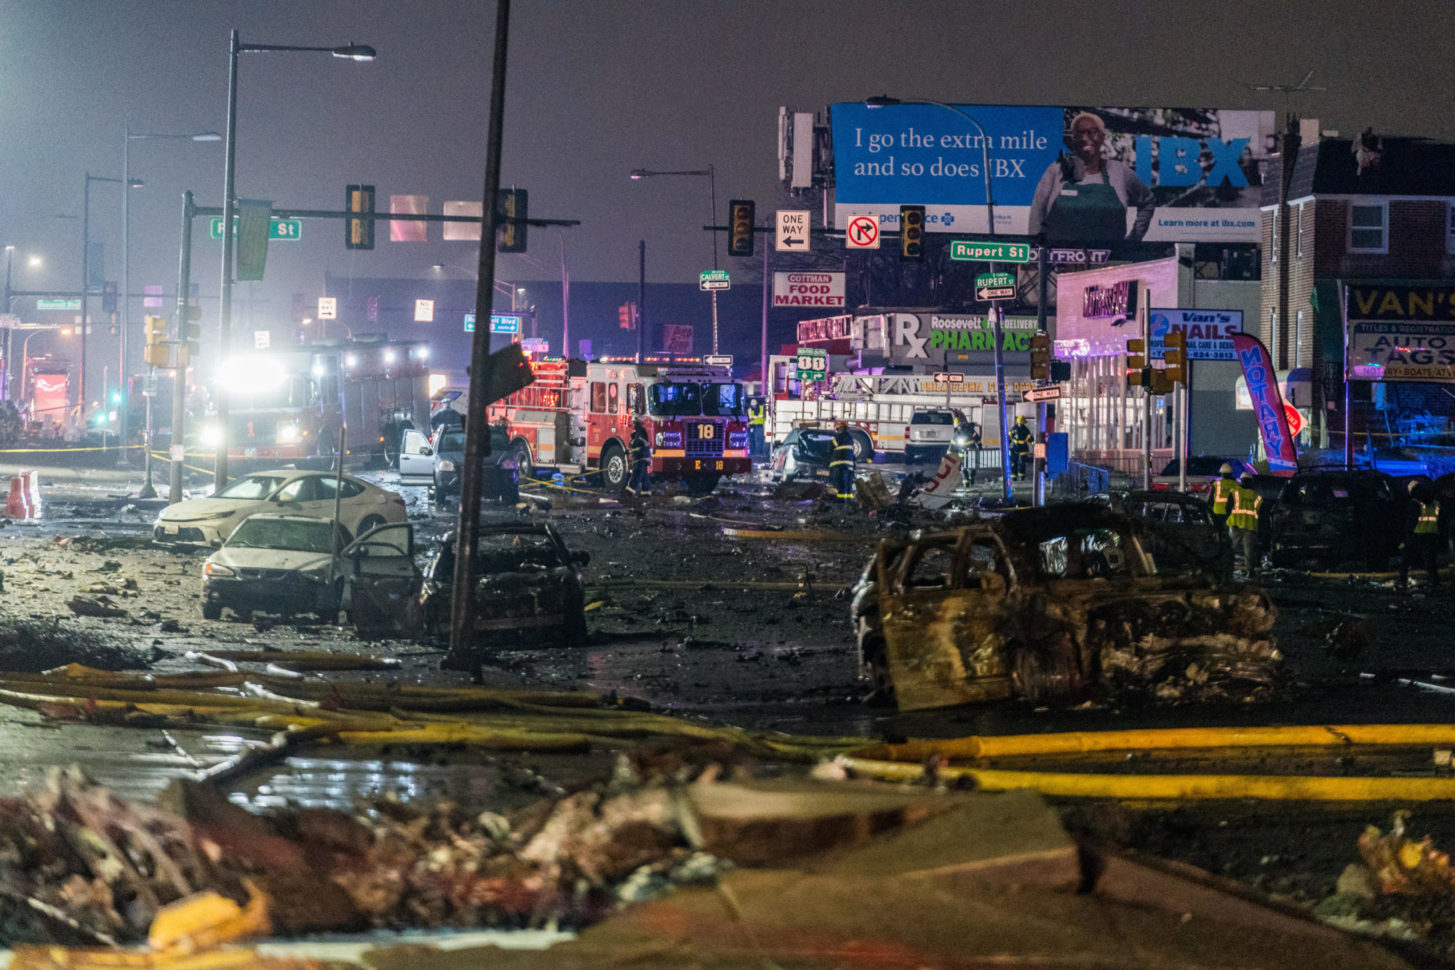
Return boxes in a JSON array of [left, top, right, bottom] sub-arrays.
[[905, 409, 955, 464], [200, 514, 420, 627], [422, 522, 590, 661], [1152, 456, 1255, 496], [1090, 489, 1233, 577], [1264, 468, 1404, 570], [853, 504, 1278, 711], [398, 424, 519, 506], [767, 426, 837, 483], [153, 469, 407, 549]]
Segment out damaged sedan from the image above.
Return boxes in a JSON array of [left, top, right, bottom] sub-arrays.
[[856, 504, 1279, 712]]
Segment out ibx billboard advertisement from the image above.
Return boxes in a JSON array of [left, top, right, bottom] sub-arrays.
[[830, 103, 1275, 251]]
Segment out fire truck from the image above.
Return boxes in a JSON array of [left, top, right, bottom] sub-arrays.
[[764, 353, 1036, 461], [487, 358, 750, 493], [201, 337, 431, 468]]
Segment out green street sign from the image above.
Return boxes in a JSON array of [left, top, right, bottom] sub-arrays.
[[208, 217, 303, 241], [975, 272, 1016, 289], [949, 239, 1031, 263], [36, 298, 81, 311], [699, 268, 731, 291], [795, 346, 828, 380]]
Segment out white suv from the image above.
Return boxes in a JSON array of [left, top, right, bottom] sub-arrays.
[[905, 409, 955, 464]]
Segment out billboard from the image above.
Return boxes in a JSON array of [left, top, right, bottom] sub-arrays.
[[830, 103, 1274, 249], [1347, 284, 1455, 383]]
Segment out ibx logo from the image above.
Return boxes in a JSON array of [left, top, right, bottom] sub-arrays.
[[1135, 137, 1251, 188]]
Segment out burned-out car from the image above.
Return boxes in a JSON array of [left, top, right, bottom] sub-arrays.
[[1265, 469, 1403, 570], [424, 523, 590, 663], [1090, 490, 1232, 577], [767, 427, 837, 482], [854, 504, 1279, 712]]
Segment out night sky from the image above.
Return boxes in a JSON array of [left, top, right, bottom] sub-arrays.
[[2, 0, 1451, 350]]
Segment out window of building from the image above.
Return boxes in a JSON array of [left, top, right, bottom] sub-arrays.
[[1270, 207, 1279, 262], [1295, 204, 1305, 257], [1348, 202, 1388, 253]]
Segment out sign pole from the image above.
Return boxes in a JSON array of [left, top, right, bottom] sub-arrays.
[[710, 288, 719, 356], [992, 303, 1011, 503], [1179, 360, 1191, 492], [1341, 281, 1352, 471], [1142, 294, 1153, 490]]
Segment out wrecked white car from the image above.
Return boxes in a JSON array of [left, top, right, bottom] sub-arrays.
[[854, 504, 1280, 712]]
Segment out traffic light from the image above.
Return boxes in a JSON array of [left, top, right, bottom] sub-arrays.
[[1126, 337, 1147, 386], [144, 315, 169, 368], [1029, 331, 1052, 381], [497, 188, 528, 253], [346, 184, 375, 250], [1163, 329, 1187, 384], [900, 205, 924, 260], [728, 200, 755, 257], [179, 320, 201, 367], [101, 281, 118, 314]]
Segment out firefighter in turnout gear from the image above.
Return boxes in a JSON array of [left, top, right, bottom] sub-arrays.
[[831, 421, 856, 505], [1210, 462, 1238, 530], [951, 409, 982, 485], [627, 417, 652, 495], [1228, 471, 1263, 579], [1399, 479, 1442, 591], [1009, 416, 1033, 482]]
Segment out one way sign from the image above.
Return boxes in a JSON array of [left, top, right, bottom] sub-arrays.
[[776, 210, 810, 252]]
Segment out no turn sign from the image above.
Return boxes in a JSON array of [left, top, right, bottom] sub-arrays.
[[845, 214, 880, 250]]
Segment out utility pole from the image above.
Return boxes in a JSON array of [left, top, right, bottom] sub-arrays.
[[170, 192, 196, 505]]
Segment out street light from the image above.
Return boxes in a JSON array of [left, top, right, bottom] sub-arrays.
[[217, 31, 375, 488], [125, 128, 221, 496], [630, 165, 722, 354], [866, 95, 1012, 502], [82, 173, 138, 430]]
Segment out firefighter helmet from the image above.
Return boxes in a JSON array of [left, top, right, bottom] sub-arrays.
[[1240, 471, 1256, 484], [1219, 462, 1235, 476], [836, 420, 848, 430]]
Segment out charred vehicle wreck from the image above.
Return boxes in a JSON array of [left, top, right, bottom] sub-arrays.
[[853, 504, 1280, 712]]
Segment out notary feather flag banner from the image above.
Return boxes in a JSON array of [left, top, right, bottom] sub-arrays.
[[1231, 332, 1298, 474]]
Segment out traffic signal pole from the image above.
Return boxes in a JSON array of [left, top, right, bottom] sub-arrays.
[[170, 191, 195, 505], [1141, 300, 1153, 491]]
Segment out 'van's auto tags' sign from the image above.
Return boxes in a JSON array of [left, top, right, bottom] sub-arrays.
[[1347, 284, 1455, 383]]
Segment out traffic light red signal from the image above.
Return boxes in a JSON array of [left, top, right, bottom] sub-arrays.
[[728, 200, 755, 257], [900, 205, 924, 260]]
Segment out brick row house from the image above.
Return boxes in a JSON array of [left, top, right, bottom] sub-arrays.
[[1261, 128, 1455, 458]]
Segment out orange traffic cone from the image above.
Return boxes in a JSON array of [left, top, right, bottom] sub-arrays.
[[5, 476, 29, 519]]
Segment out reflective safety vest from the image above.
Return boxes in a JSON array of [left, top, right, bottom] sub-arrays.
[[830, 431, 855, 468], [1415, 499, 1440, 535], [629, 429, 651, 463], [1228, 484, 1262, 532], [1211, 476, 1236, 516], [748, 404, 766, 427]]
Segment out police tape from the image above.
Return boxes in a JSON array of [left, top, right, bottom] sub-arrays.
[[0, 443, 143, 454]]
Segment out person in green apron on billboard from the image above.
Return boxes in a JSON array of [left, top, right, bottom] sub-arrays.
[[1028, 111, 1155, 247]]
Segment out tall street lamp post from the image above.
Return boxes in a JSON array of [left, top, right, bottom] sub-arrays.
[[865, 96, 1012, 503], [218, 31, 375, 488], [81, 173, 133, 431], [125, 128, 220, 492], [629, 165, 720, 354]]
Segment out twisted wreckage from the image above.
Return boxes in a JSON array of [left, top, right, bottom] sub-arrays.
[[853, 504, 1281, 711]]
